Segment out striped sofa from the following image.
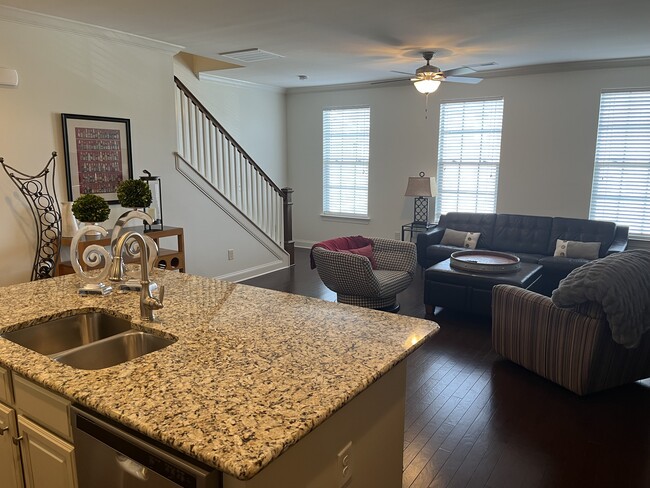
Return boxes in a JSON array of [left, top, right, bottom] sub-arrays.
[[311, 238, 416, 312], [492, 285, 650, 395]]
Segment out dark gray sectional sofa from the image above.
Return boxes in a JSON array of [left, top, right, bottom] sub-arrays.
[[417, 212, 629, 296]]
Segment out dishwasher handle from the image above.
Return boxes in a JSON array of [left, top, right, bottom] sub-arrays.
[[116, 454, 149, 481]]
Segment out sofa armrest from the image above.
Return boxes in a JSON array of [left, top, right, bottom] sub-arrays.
[[371, 238, 416, 275], [416, 226, 445, 267], [492, 284, 607, 395], [606, 225, 629, 255]]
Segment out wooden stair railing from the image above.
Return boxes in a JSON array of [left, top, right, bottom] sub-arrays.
[[174, 76, 293, 264]]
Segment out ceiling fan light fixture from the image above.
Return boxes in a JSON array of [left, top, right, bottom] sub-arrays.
[[413, 79, 441, 94]]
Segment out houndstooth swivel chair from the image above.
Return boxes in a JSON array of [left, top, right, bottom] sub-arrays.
[[311, 238, 417, 312]]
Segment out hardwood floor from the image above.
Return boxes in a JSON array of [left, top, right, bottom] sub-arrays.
[[243, 248, 650, 488]]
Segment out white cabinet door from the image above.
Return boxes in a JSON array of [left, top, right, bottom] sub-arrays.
[[18, 414, 77, 488], [0, 403, 23, 488]]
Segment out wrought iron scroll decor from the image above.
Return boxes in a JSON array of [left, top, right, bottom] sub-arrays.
[[1, 152, 62, 280]]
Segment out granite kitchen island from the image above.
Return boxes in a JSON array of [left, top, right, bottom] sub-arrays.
[[0, 271, 438, 487]]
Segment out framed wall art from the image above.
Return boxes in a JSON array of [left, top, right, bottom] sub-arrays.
[[61, 113, 133, 203]]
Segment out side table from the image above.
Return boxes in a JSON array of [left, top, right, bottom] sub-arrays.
[[401, 223, 435, 242]]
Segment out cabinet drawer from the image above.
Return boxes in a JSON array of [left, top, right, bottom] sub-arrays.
[[0, 366, 12, 404], [13, 375, 71, 442]]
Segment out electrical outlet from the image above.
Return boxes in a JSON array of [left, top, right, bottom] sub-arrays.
[[337, 441, 352, 487], [227, 249, 234, 260], [394, 232, 400, 240]]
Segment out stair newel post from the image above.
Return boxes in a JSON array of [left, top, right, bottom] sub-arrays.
[[281, 187, 295, 265]]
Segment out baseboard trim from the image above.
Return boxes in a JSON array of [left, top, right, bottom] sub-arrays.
[[295, 240, 317, 249], [216, 259, 289, 282]]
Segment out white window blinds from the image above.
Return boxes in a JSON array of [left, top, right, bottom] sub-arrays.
[[590, 90, 650, 238], [436, 98, 504, 219], [322, 107, 370, 217]]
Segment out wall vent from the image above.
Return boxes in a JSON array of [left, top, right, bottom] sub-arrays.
[[218, 48, 283, 63]]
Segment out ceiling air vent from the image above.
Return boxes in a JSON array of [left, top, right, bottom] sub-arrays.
[[218, 48, 283, 63]]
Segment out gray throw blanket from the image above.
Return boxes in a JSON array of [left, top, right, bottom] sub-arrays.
[[551, 250, 650, 348]]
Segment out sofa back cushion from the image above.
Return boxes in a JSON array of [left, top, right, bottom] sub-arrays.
[[491, 214, 553, 255], [438, 213, 496, 248], [547, 217, 616, 258]]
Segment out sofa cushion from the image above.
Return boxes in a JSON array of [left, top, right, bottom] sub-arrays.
[[553, 239, 601, 260], [425, 244, 464, 264], [440, 229, 480, 249], [509, 252, 547, 264], [539, 256, 590, 273], [547, 217, 616, 258], [491, 214, 553, 255], [438, 213, 496, 248]]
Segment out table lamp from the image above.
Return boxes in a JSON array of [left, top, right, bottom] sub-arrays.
[[405, 172, 437, 225]]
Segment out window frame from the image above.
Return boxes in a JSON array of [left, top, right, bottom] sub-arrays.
[[435, 96, 505, 221], [589, 88, 650, 240], [321, 105, 371, 220]]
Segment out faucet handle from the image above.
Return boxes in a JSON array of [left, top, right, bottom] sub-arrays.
[[157, 285, 165, 304]]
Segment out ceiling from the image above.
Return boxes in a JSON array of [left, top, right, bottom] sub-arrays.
[[3, 0, 650, 88]]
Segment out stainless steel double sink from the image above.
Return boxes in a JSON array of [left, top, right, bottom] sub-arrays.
[[2, 312, 175, 370]]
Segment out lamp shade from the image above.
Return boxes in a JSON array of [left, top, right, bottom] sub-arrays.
[[405, 172, 437, 197], [413, 79, 441, 94]]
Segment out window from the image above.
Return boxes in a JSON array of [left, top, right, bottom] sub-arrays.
[[322, 107, 370, 217], [436, 98, 504, 219], [590, 90, 650, 238]]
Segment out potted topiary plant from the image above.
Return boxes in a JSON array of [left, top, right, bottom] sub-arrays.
[[71, 194, 111, 234], [116, 179, 152, 209]]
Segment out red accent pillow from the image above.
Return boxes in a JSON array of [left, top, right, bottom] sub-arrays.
[[342, 244, 377, 269]]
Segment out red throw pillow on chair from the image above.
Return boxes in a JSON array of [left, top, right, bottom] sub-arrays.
[[342, 244, 377, 269]]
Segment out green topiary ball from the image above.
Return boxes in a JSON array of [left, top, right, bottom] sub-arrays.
[[71, 194, 111, 223], [116, 179, 152, 208]]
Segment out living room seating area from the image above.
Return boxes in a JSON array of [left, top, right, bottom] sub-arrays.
[[417, 212, 629, 297]]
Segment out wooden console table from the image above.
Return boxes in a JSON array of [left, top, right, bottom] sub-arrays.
[[56, 226, 185, 276]]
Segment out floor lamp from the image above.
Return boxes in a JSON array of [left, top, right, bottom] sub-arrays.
[[405, 172, 437, 225]]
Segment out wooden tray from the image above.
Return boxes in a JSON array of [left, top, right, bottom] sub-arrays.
[[450, 250, 521, 274]]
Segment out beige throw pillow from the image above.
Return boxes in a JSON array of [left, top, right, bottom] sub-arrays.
[[554, 239, 601, 259], [441, 229, 481, 249]]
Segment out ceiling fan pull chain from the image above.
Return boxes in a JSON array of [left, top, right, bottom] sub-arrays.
[[425, 92, 429, 119]]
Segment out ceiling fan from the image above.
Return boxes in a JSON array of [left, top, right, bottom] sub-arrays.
[[378, 51, 485, 94]]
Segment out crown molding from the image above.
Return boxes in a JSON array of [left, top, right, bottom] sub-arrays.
[[477, 56, 650, 79], [0, 5, 183, 54], [198, 72, 285, 94], [287, 56, 650, 94]]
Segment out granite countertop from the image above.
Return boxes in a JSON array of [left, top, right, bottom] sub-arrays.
[[0, 271, 439, 480]]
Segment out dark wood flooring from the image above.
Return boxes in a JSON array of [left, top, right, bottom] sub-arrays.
[[243, 248, 650, 488]]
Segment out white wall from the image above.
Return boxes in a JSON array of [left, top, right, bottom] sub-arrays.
[[0, 12, 289, 286], [286, 65, 650, 246], [0, 16, 178, 286]]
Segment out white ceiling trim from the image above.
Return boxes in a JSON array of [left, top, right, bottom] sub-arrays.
[[0, 5, 183, 54], [287, 56, 650, 95], [198, 73, 285, 94], [478, 56, 650, 78]]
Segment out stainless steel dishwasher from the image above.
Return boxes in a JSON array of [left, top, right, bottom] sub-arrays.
[[71, 406, 221, 488]]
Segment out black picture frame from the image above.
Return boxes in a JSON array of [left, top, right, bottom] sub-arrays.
[[61, 113, 133, 204]]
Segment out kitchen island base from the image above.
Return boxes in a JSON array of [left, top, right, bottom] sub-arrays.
[[223, 361, 406, 488]]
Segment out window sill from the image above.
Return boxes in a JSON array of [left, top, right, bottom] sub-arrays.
[[320, 213, 370, 224]]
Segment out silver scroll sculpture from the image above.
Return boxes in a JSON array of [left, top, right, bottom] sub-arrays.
[[70, 210, 158, 295]]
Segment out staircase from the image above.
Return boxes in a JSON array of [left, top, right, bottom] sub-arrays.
[[173, 77, 294, 266]]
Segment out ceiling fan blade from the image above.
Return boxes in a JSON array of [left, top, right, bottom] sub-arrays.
[[390, 70, 415, 76], [443, 76, 483, 84], [443, 66, 477, 77]]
